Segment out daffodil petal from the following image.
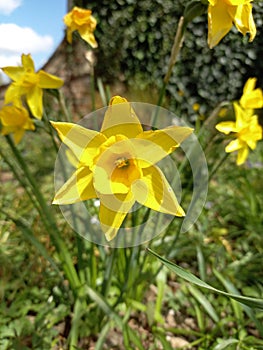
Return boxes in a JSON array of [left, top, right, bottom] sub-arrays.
[[237, 146, 249, 165], [132, 165, 185, 216], [99, 192, 135, 241], [208, 1, 233, 48], [51, 121, 107, 162], [53, 166, 96, 204], [233, 102, 250, 128], [133, 126, 193, 166], [100, 191, 135, 213], [21, 54, 35, 71], [246, 139, 256, 150], [240, 116, 262, 145], [130, 138, 167, 168], [1, 66, 25, 82], [225, 0, 248, 5], [101, 96, 143, 138], [225, 139, 243, 152], [240, 85, 263, 109], [4, 83, 26, 104], [243, 77, 256, 94], [215, 121, 237, 134], [230, 3, 256, 41], [65, 149, 79, 168], [66, 28, 73, 43], [79, 28, 98, 48], [0, 104, 35, 144], [27, 86, 43, 119], [0, 105, 28, 126], [63, 10, 72, 26], [38, 71, 64, 89], [1, 125, 14, 136], [13, 129, 25, 144]]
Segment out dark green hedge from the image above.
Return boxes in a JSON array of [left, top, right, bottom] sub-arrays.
[[74, 0, 263, 119]]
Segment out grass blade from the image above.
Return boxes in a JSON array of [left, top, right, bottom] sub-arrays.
[[147, 248, 263, 310], [188, 284, 219, 323]]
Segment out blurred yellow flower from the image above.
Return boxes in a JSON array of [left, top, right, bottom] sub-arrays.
[[192, 103, 200, 112], [51, 96, 193, 241], [207, 0, 256, 48], [0, 104, 35, 144], [216, 102, 262, 165], [64, 6, 98, 48], [240, 77, 263, 109], [1, 54, 63, 119]]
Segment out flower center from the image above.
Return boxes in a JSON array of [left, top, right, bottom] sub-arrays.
[[115, 157, 130, 169], [22, 72, 39, 87]]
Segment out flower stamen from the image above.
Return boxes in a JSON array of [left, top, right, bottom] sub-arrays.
[[115, 157, 130, 169]]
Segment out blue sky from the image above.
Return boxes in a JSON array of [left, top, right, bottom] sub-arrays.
[[0, 0, 67, 82]]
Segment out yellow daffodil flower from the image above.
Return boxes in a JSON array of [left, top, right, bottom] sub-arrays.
[[216, 102, 262, 165], [64, 6, 98, 48], [51, 96, 193, 241], [239, 77, 263, 109], [207, 0, 256, 49], [0, 103, 35, 144], [1, 54, 64, 119]]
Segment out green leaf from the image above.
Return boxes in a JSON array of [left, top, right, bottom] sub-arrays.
[[188, 285, 219, 322], [147, 248, 263, 310], [214, 339, 239, 350]]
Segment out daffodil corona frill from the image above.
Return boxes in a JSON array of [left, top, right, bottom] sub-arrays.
[[64, 6, 98, 48], [51, 96, 193, 241], [216, 102, 262, 165], [0, 103, 35, 144], [1, 54, 64, 119], [207, 0, 256, 48]]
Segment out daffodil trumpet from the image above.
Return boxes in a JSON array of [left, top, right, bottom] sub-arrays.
[[64, 6, 98, 48]]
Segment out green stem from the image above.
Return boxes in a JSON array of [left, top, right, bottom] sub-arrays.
[[151, 16, 185, 126], [4, 135, 81, 294], [208, 152, 229, 181], [163, 16, 185, 86], [91, 68, 96, 112], [58, 90, 72, 122], [88, 242, 97, 289]]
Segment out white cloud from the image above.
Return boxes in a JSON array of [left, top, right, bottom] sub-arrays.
[[0, 54, 21, 67], [0, 24, 54, 84], [0, 0, 22, 15], [0, 23, 54, 54]]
